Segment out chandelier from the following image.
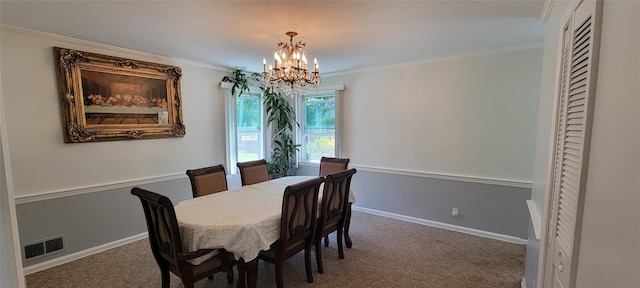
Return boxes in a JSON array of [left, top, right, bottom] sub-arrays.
[[261, 31, 320, 96]]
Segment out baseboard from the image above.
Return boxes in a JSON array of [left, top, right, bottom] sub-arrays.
[[521, 277, 527, 288], [352, 206, 527, 245], [22, 232, 148, 275], [22, 207, 526, 276]]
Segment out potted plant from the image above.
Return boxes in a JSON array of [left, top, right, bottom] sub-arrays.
[[267, 161, 282, 179], [222, 70, 300, 177], [263, 87, 300, 176]]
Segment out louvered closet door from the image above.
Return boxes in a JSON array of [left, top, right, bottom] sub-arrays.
[[546, 1, 601, 288]]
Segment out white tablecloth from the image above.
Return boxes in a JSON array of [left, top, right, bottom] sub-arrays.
[[175, 176, 355, 265]]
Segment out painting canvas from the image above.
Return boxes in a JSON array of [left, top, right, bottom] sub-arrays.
[[54, 47, 185, 143]]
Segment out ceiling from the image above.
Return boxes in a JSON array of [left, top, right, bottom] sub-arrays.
[[0, 0, 545, 75]]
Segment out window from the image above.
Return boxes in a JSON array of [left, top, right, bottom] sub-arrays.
[[222, 82, 265, 174], [301, 94, 335, 161], [236, 93, 264, 162], [297, 86, 344, 163]]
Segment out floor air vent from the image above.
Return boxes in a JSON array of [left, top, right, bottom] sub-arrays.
[[23, 235, 66, 260]]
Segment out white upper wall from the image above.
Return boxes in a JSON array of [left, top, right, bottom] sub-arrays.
[[1, 27, 228, 197], [1, 26, 543, 197], [322, 48, 543, 182], [575, 1, 640, 286]]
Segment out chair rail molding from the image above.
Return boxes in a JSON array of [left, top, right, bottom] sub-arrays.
[[14, 173, 185, 204], [347, 164, 532, 189]]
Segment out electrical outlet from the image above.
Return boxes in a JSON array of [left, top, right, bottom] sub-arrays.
[[452, 208, 459, 217]]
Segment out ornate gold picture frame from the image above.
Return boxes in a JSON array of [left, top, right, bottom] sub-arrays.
[[53, 47, 185, 143]]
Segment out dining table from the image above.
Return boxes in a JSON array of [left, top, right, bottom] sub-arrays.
[[174, 175, 356, 288]]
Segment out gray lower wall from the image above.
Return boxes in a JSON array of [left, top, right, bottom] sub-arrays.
[[17, 167, 531, 268], [16, 177, 192, 267], [299, 165, 531, 238]]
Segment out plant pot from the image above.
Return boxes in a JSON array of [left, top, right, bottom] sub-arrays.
[[268, 173, 281, 180]]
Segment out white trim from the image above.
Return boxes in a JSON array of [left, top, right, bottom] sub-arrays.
[[526, 200, 542, 240], [539, 2, 580, 285], [22, 233, 148, 276], [14, 173, 185, 204], [521, 277, 527, 288], [312, 84, 345, 92], [1, 78, 26, 287], [539, 0, 556, 23], [353, 206, 527, 245], [297, 161, 320, 167], [220, 81, 234, 89], [297, 162, 532, 188], [352, 164, 532, 189], [1, 24, 228, 71]]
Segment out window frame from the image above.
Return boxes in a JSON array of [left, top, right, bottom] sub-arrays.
[[235, 91, 265, 164], [221, 82, 267, 175], [296, 85, 345, 165]]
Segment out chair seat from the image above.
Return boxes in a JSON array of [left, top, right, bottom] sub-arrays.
[[259, 238, 306, 262], [258, 244, 277, 260], [187, 253, 225, 276]]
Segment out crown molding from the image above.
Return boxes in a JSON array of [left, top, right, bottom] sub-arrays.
[[539, 0, 556, 23], [1, 24, 228, 71]]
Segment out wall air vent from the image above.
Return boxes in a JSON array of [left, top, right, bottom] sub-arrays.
[[24, 242, 45, 259], [45, 237, 64, 253], [22, 234, 66, 261]]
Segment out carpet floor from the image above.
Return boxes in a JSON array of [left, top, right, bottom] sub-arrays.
[[26, 211, 525, 288]]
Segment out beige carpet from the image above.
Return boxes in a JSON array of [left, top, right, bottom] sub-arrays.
[[25, 211, 525, 288]]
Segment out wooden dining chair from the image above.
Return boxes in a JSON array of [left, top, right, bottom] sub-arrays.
[[257, 177, 324, 288], [237, 159, 269, 186], [318, 157, 351, 247], [186, 164, 228, 198], [315, 168, 357, 274], [319, 157, 350, 177], [130, 187, 235, 288]]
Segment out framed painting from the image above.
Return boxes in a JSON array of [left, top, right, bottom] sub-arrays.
[[53, 47, 185, 143]]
